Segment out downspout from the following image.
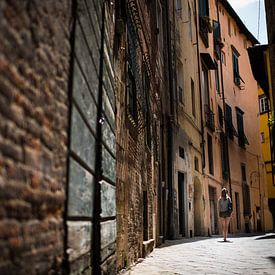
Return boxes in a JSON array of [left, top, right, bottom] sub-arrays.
[[93, 1, 106, 274], [256, 155, 264, 231], [165, 0, 175, 239], [194, 0, 205, 169], [267, 104, 275, 187], [216, 0, 232, 197]]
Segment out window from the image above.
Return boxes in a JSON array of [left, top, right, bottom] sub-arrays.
[[214, 61, 220, 94], [235, 192, 241, 230], [232, 47, 241, 86], [188, 3, 192, 41], [259, 96, 269, 113], [127, 17, 138, 123], [207, 134, 214, 175], [241, 163, 251, 216], [213, 20, 221, 59], [225, 104, 238, 139], [198, 0, 209, 17], [202, 62, 215, 131], [176, 0, 182, 17], [143, 65, 151, 148], [179, 86, 183, 104], [178, 61, 184, 104], [260, 132, 265, 143], [220, 132, 228, 180], [218, 105, 223, 127], [179, 147, 185, 159], [126, 62, 138, 122], [236, 107, 249, 148], [198, 0, 210, 47], [194, 156, 199, 171], [202, 65, 210, 106], [191, 78, 196, 117], [241, 163, 247, 182]]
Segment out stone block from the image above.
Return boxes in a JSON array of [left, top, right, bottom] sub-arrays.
[[67, 158, 94, 218], [67, 221, 92, 262], [101, 181, 116, 218]]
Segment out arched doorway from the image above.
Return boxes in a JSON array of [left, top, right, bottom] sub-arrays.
[[194, 177, 203, 236]]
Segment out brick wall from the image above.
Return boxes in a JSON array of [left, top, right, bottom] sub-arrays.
[[115, 0, 161, 270], [0, 1, 72, 273]]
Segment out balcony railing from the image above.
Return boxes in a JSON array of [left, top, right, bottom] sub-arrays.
[[205, 104, 215, 131]]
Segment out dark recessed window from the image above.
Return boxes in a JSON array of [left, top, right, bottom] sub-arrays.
[[179, 147, 185, 159], [194, 157, 199, 171], [232, 47, 243, 86], [259, 95, 269, 113], [191, 78, 196, 117], [218, 105, 223, 127], [236, 107, 249, 148], [207, 134, 214, 175]]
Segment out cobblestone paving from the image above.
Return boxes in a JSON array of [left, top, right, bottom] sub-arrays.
[[122, 234, 275, 275]]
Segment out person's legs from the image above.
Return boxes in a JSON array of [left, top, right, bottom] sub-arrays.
[[224, 217, 231, 241], [220, 218, 225, 240]]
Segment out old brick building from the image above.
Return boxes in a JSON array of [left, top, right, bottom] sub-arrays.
[[0, 0, 177, 274], [115, 0, 176, 270], [1, 0, 271, 274], [0, 0, 117, 274]]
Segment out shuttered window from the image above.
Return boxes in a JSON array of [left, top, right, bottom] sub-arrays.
[[220, 132, 228, 180], [225, 104, 233, 139], [236, 107, 249, 148], [198, 0, 209, 17], [232, 47, 240, 86]]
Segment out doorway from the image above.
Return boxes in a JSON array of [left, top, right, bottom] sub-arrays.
[[178, 172, 185, 236], [194, 177, 203, 236], [208, 186, 218, 235]]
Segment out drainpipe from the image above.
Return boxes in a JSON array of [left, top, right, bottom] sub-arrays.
[[93, 1, 106, 274], [256, 155, 264, 231], [194, 0, 206, 170], [267, 104, 275, 188], [216, 0, 232, 198], [165, 0, 175, 239]]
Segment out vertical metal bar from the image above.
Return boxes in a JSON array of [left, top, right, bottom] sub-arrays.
[[93, 1, 106, 274]]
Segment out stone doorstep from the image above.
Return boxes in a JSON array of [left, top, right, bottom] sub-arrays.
[[142, 239, 155, 258]]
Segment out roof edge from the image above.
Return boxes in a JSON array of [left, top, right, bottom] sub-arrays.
[[219, 0, 260, 45]]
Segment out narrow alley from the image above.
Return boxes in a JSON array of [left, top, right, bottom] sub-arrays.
[[123, 234, 275, 275], [0, 0, 275, 274]]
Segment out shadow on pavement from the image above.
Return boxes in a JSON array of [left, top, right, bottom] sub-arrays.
[[267, 257, 275, 265], [158, 237, 212, 248], [255, 234, 275, 240], [157, 233, 275, 248]]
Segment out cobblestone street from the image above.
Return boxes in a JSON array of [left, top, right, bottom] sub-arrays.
[[123, 234, 275, 275]]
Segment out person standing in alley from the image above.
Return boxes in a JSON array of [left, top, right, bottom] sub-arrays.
[[219, 188, 233, 242]]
